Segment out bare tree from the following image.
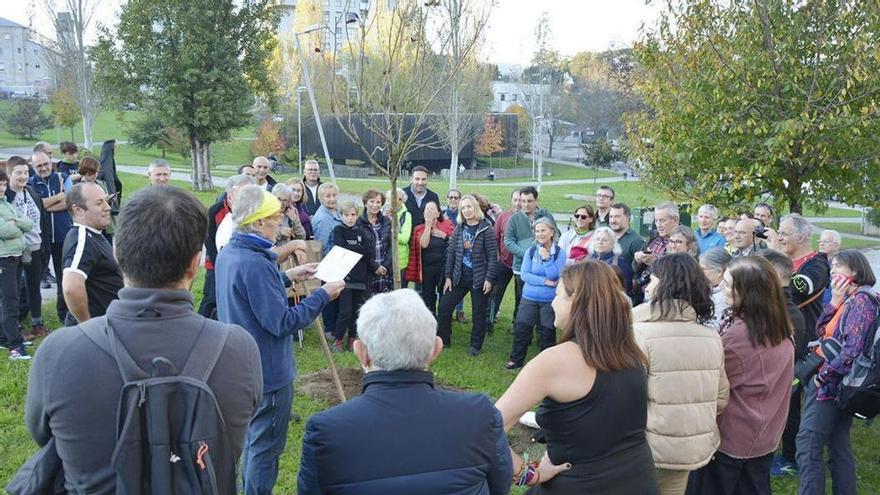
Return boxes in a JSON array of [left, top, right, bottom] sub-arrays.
[[427, 0, 493, 189], [44, 0, 101, 150], [319, 0, 488, 288]]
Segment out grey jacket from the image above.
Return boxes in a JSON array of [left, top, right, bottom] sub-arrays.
[[25, 288, 263, 494], [443, 219, 498, 288], [0, 199, 33, 257]]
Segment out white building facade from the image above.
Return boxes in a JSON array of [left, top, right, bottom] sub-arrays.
[[0, 18, 54, 96]]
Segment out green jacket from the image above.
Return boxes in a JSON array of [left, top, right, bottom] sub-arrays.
[[396, 210, 413, 270], [0, 199, 34, 258], [503, 207, 553, 273]]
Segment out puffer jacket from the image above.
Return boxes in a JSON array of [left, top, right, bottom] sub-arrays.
[[633, 301, 729, 471], [0, 199, 33, 257], [444, 218, 497, 289]]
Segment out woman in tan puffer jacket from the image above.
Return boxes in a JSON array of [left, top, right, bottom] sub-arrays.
[[634, 253, 729, 495]]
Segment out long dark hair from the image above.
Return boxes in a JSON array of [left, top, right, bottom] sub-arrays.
[[725, 256, 793, 347], [560, 261, 647, 371], [651, 253, 715, 324]]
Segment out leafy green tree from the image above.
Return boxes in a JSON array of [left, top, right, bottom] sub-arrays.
[[3, 99, 52, 139], [91, 0, 278, 191], [627, 1, 880, 214], [127, 112, 190, 159], [49, 85, 82, 141], [582, 137, 616, 168]]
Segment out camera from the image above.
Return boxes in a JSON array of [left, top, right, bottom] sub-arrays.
[[753, 224, 768, 240]]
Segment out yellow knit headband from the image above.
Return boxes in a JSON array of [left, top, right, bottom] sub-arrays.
[[241, 190, 282, 226]]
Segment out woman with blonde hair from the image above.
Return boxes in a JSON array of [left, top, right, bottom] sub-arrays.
[[437, 194, 497, 353], [496, 261, 658, 493]]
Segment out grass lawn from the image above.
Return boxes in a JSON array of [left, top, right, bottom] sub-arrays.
[[814, 221, 873, 237]]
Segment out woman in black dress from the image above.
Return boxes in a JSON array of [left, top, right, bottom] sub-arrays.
[[495, 260, 659, 494]]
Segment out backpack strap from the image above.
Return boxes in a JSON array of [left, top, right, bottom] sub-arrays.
[[79, 318, 150, 382], [180, 322, 230, 382]]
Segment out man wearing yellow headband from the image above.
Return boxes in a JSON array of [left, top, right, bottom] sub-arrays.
[[215, 185, 344, 495]]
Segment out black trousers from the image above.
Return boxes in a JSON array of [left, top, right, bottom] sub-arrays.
[[514, 274, 524, 321], [780, 385, 802, 461], [509, 299, 556, 366], [50, 242, 67, 322], [420, 260, 444, 315], [198, 268, 217, 320], [490, 261, 515, 323], [334, 287, 367, 341], [686, 451, 773, 495], [18, 248, 43, 323], [437, 280, 489, 349], [0, 256, 23, 347]]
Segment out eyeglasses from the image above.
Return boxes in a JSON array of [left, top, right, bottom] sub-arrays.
[[669, 239, 686, 245], [573, 214, 591, 220]]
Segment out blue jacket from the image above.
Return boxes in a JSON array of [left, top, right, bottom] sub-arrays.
[[215, 232, 329, 393], [521, 243, 567, 303], [694, 228, 725, 254], [312, 205, 342, 256], [591, 250, 634, 294], [29, 172, 72, 244], [297, 370, 512, 495]]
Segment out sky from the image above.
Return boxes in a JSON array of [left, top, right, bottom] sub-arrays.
[[0, 0, 661, 66]]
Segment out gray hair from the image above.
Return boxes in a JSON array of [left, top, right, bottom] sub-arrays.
[[232, 185, 267, 234], [698, 204, 718, 219], [780, 213, 812, 244], [357, 289, 437, 371], [317, 182, 339, 201], [655, 201, 680, 219], [670, 225, 699, 255], [820, 229, 842, 245], [588, 226, 622, 256], [225, 174, 255, 193], [271, 183, 292, 198], [148, 159, 170, 171], [33, 141, 51, 153], [700, 246, 732, 274], [533, 217, 558, 243]]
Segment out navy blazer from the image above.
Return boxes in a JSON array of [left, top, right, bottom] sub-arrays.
[[403, 185, 440, 227], [297, 370, 512, 495]]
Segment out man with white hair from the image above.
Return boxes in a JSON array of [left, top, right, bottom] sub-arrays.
[[252, 156, 277, 192], [297, 289, 512, 494], [633, 202, 679, 304], [773, 212, 829, 477], [818, 229, 842, 305], [216, 184, 344, 495], [694, 204, 726, 253], [146, 159, 172, 186]]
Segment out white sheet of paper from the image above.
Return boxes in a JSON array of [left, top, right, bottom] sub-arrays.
[[314, 245, 363, 282]]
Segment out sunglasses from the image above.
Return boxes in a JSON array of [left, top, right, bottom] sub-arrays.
[[573, 214, 591, 220], [448, 196, 460, 200]]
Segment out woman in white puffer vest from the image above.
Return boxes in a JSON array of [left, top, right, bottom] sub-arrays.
[[633, 252, 730, 495]]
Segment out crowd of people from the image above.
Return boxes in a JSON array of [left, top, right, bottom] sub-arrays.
[[1, 147, 878, 495]]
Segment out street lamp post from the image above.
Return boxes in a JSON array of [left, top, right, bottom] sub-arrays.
[[294, 27, 337, 184], [297, 86, 305, 176]]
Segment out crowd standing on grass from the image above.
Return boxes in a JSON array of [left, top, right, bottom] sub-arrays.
[[2, 147, 878, 495]]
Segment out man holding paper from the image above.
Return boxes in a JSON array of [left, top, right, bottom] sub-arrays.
[[215, 185, 343, 495]]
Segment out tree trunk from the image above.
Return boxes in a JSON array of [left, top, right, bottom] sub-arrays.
[[786, 174, 803, 215], [449, 148, 459, 189], [389, 173, 401, 289], [190, 137, 214, 191], [547, 133, 554, 158]]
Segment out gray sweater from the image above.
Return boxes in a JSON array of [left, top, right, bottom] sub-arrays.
[[25, 288, 263, 494]]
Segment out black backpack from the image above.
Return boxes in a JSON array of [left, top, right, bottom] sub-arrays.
[[836, 289, 880, 419], [80, 319, 235, 494]]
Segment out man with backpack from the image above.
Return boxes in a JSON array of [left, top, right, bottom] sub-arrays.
[[22, 186, 263, 494]]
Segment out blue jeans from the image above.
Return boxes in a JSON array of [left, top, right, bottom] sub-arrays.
[[242, 383, 294, 495], [796, 381, 855, 495]]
